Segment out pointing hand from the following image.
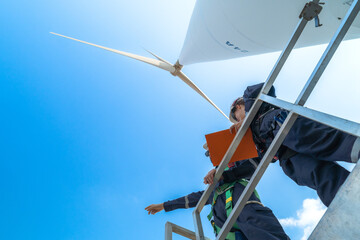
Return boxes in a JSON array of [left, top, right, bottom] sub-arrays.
[[145, 203, 164, 215]]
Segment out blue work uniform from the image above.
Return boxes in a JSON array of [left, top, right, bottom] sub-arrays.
[[242, 82, 359, 206], [163, 162, 290, 240]]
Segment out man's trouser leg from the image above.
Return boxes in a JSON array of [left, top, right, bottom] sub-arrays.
[[279, 153, 350, 207], [231, 184, 290, 240], [281, 116, 359, 163]]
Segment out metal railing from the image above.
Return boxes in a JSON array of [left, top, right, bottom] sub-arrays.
[[165, 222, 211, 240], [165, 1, 360, 239]]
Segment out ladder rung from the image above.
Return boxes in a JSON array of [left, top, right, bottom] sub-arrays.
[[260, 94, 360, 138]]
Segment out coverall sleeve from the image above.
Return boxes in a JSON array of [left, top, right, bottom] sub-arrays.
[[222, 159, 258, 182], [163, 191, 213, 212]]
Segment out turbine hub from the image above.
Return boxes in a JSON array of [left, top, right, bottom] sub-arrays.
[[171, 60, 183, 76]]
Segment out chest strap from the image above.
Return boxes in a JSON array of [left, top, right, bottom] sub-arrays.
[[207, 179, 261, 239]]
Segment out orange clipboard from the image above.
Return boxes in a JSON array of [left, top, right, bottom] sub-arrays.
[[205, 128, 258, 166]]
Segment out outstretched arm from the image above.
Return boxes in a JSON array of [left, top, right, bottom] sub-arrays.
[[163, 191, 210, 212], [145, 190, 213, 214]]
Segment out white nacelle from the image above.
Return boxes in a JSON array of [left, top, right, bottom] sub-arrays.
[[179, 0, 360, 65]]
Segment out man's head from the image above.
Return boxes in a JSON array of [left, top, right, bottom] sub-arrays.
[[229, 97, 246, 123]]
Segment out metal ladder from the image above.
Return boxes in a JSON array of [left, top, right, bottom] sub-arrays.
[[165, 1, 360, 239]]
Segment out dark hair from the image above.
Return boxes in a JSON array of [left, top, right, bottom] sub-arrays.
[[231, 97, 244, 108]]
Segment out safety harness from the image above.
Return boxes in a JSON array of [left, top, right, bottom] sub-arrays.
[[207, 178, 262, 240], [252, 108, 293, 162], [251, 107, 276, 151]]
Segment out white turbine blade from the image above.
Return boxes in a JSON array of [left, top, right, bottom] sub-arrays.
[[145, 49, 172, 66], [50, 32, 175, 73], [50, 32, 228, 120], [177, 71, 229, 121]]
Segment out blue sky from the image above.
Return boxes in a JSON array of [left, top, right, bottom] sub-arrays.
[[1, 1, 359, 239]]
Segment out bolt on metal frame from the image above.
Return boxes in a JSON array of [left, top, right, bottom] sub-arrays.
[[165, 0, 360, 239]]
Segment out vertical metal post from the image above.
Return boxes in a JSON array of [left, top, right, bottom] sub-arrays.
[[216, 112, 299, 240], [296, 0, 360, 106], [262, 17, 309, 94], [193, 209, 206, 240], [165, 222, 173, 240], [193, 9, 312, 240], [217, 1, 360, 239], [192, 3, 319, 238]]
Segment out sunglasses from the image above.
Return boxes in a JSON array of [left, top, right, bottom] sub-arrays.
[[231, 106, 238, 122], [230, 97, 243, 122]]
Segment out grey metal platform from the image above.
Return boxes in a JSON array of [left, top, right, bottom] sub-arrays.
[[309, 161, 360, 240]]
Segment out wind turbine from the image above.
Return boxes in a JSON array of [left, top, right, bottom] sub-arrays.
[[50, 32, 229, 121], [50, 1, 360, 121]]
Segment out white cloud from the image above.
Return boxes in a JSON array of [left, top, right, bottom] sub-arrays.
[[279, 198, 326, 240]]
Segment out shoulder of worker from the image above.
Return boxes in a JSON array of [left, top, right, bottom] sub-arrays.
[[243, 82, 276, 112]]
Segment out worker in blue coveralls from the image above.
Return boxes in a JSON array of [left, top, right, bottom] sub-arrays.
[[229, 82, 360, 207], [145, 149, 290, 240]]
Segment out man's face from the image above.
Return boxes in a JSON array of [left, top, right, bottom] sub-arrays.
[[234, 104, 246, 122]]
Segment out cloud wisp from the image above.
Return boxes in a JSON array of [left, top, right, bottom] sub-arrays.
[[279, 198, 326, 240]]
